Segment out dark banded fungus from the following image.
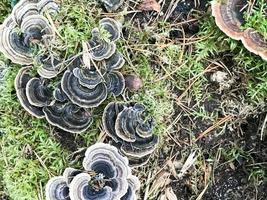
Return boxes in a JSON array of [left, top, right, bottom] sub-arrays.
[[87, 28, 116, 61], [43, 102, 93, 133], [15, 67, 44, 118], [25, 77, 53, 107], [104, 51, 125, 71], [45, 168, 82, 200], [36, 54, 62, 79], [99, 18, 121, 42], [0, 0, 56, 65], [61, 69, 108, 108], [102, 102, 159, 167], [45, 143, 140, 200], [100, 0, 124, 12], [104, 71, 125, 96]]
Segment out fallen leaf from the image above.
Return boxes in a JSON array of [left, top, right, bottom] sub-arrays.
[[138, 0, 161, 13]]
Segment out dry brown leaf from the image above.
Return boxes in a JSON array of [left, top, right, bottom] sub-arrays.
[[138, 0, 161, 13], [165, 187, 178, 200], [166, 160, 178, 179]]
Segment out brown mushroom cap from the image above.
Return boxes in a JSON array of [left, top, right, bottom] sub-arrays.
[[211, 0, 246, 40], [242, 28, 267, 61]]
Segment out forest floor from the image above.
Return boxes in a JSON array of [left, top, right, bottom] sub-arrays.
[[0, 0, 267, 200]]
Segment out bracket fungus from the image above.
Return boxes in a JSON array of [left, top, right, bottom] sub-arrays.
[[43, 102, 93, 133], [45, 143, 140, 200], [103, 102, 159, 167], [100, 0, 124, 12], [25, 77, 53, 107], [15, 67, 45, 118], [87, 28, 116, 61], [0, 0, 56, 65], [36, 54, 62, 79], [211, 0, 267, 61]]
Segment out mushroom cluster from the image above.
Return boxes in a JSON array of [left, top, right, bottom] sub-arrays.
[[103, 102, 159, 167], [15, 66, 93, 133], [0, 0, 58, 65], [45, 143, 140, 200], [61, 17, 126, 108], [211, 0, 267, 61], [2, 10, 128, 133]]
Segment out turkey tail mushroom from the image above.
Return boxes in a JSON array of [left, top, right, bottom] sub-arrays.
[[45, 143, 140, 200], [43, 102, 93, 133], [211, 0, 245, 40], [102, 102, 159, 167], [242, 28, 267, 61], [61, 70, 108, 108], [15, 67, 44, 118]]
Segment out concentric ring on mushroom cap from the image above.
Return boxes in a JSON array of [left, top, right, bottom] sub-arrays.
[[15, 67, 44, 118], [37, 0, 59, 14], [104, 51, 125, 71], [25, 77, 53, 107], [121, 175, 140, 200], [211, 0, 246, 40], [99, 18, 121, 42], [87, 28, 116, 61], [53, 84, 68, 103], [120, 134, 159, 159], [20, 14, 54, 43], [0, 26, 33, 65], [12, 0, 39, 26], [45, 176, 70, 200], [63, 167, 82, 185], [36, 54, 62, 79], [43, 102, 93, 133], [61, 70, 108, 108], [242, 28, 267, 61], [73, 67, 103, 89], [105, 71, 125, 96], [102, 102, 126, 143], [100, 0, 124, 12], [69, 173, 113, 200], [82, 143, 131, 199]]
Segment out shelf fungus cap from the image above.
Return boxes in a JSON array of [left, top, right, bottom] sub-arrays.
[[61, 70, 108, 108], [36, 54, 62, 79], [105, 71, 125, 96], [87, 28, 116, 61], [242, 28, 267, 61], [103, 102, 159, 167], [0, 26, 33, 65], [26, 77, 53, 107], [100, 0, 123, 12], [211, 0, 245, 40], [124, 74, 143, 92], [104, 51, 125, 71], [21, 14, 55, 44], [12, 0, 39, 26], [37, 0, 59, 15], [75, 143, 139, 199], [43, 102, 93, 133], [99, 18, 121, 42], [15, 67, 44, 118], [45, 176, 69, 200], [73, 67, 102, 89]]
